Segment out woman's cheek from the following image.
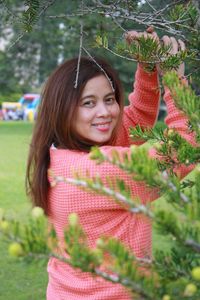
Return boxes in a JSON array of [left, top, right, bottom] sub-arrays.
[[113, 103, 120, 118]]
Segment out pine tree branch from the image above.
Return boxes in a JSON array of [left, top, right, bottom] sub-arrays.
[[7, 32, 25, 51], [82, 47, 115, 92], [89, 146, 193, 205], [74, 0, 84, 89], [185, 239, 200, 252], [49, 170, 153, 218], [94, 268, 154, 300], [24, 249, 154, 299], [6, 0, 57, 50], [160, 171, 190, 204], [91, 1, 196, 37], [47, 1, 198, 39]]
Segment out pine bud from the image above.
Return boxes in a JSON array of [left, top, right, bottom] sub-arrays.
[[168, 140, 174, 147], [130, 145, 137, 153], [154, 143, 162, 151], [162, 295, 171, 300], [192, 267, 200, 281], [0, 220, 10, 233], [92, 248, 103, 264], [31, 206, 44, 218], [184, 283, 197, 297], [89, 147, 102, 160], [185, 159, 189, 165], [8, 242, 23, 257], [68, 213, 79, 227], [96, 238, 105, 249], [95, 35, 103, 47], [167, 129, 174, 137]]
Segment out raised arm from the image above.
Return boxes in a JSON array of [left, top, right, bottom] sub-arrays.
[[163, 85, 196, 146], [162, 35, 197, 149], [151, 36, 198, 179], [116, 30, 161, 146]]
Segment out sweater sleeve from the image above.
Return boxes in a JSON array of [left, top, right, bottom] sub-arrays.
[[163, 86, 197, 146], [115, 64, 160, 146], [150, 82, 197, 179]]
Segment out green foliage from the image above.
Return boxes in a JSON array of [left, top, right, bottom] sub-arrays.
[[22, 0, 40, 32], [63, 215, 103, 272], [0, 208, 49, 260], [130, 126, 200, 170], [91, 145, 159, 184], [163, 72, 200, 141], [115, 36, 187, 72], [49, 168, 153, 217], [169, 2, 198, 28]]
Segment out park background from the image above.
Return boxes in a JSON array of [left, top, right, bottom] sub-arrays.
[[0, 1, 200, 299]]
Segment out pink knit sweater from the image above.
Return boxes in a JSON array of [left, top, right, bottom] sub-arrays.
[[46, 66, 193, 299]]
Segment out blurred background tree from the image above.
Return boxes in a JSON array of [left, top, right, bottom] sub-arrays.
[[0, 0, 199, 104]]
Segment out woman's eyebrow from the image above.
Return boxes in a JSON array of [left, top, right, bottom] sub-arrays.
[[81, 92, 115, 101], [104, 92, 115, 97], [81, 95, 95, 101]]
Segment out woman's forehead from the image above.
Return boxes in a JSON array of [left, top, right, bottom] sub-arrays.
[[81, 75, 114, 96]]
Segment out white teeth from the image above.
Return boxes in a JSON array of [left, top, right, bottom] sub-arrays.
[[97, 124, 109, 128], [94, 123, 110, 128], [93, 121, 111, 126]]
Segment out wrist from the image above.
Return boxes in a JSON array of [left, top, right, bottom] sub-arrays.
[[138, 63, 158, 75], [139, 62, 157, 74]]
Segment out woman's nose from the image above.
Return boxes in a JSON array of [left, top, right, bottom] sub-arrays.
[[96, 102, 110, 117]]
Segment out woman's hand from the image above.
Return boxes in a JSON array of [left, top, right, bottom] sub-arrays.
[[161, 35, 185, 77], [125, 30, 185, 77], [124, 27, 159, 71], [124, 26, 159, 45]]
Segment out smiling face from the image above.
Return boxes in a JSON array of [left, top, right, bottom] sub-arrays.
[[73, 75, 120, 145]]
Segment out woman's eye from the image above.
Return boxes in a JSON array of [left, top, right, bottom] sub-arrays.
[[105, 97, 116, 104], [82, 100, 95, 108]]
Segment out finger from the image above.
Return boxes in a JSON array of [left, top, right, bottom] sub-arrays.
[[125, 30, 138, 37], [162, 36, 177, 54], [146, 26, 154, 34], [138, 32, 148, 39], [125, 31, 149, 45], [151, 32, 159, 43], [162, 35, 171, 47], [178, 39, 186, 51], [138, 32, 157, 41], [170, 37, 178, 54], [124, 31, 139, 44], [151, 32, 158, 38]]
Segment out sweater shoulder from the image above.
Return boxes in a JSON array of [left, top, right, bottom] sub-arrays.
[[49, 146, 130, 177]]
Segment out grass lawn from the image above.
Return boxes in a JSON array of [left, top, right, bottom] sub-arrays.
[[0, 121, 47, 300], [0, 121, 186, 299]]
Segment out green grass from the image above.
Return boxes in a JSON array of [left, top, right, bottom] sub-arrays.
[[0, 122, 32, 216], [0, 121, 47, 300]]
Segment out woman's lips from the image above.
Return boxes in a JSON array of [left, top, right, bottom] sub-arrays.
[[92, 122, 111, 132]]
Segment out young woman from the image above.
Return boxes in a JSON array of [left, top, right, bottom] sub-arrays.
[[26, 34, 195, 299]]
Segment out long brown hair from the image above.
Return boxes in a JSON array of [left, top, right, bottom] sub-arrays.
[[26, 56, 124, 214]]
